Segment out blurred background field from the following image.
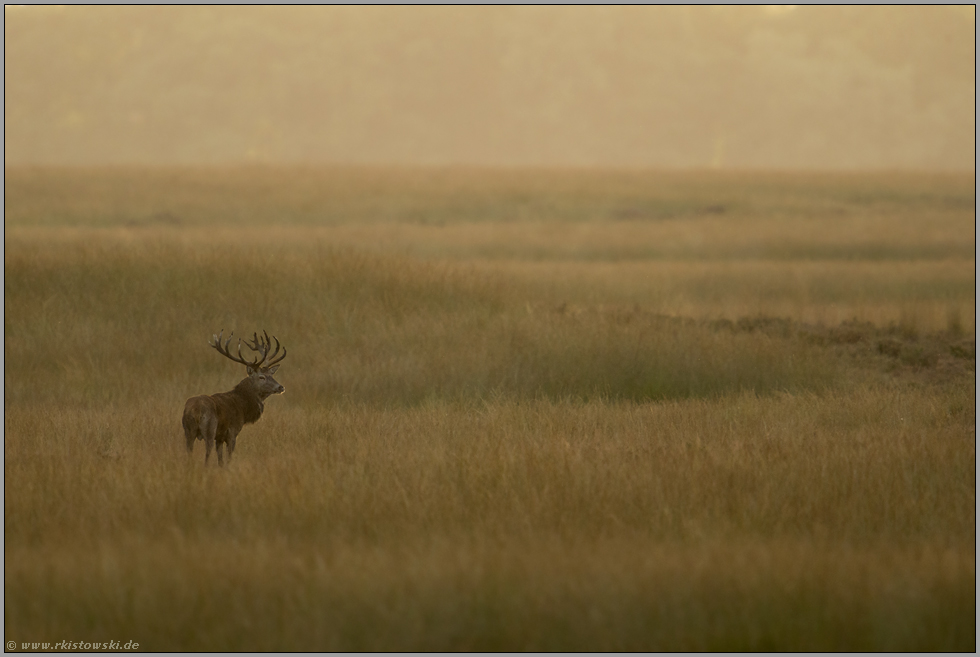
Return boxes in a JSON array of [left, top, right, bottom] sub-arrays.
[[6, 167, 974, 330], [4, 167, 976, 650]]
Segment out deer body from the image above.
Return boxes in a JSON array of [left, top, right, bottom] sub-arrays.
[[183, 331, 286, 466]]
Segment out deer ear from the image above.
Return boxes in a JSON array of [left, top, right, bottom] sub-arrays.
[[246, 365, 256, 376], [267, 364, 280, 375]]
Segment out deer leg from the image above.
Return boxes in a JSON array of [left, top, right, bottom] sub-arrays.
[[200, 414, 216, 465], [226, 432, 237, 464], [216, 441, 225, 467], [182, 412, 199, 455], [204, 427, 215, 465]]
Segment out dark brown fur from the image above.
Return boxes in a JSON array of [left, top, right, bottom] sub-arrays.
[[182, 331, 285, 465]]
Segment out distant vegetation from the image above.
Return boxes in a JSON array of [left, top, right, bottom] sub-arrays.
[[4, 169, 975, 650]]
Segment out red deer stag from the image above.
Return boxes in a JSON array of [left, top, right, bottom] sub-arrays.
[[182, 330, 286, 465]]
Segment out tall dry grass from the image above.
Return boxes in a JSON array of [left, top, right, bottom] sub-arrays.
[[4, 389, 975, 650], [5, 233, 855, 406], [4, 168, 976, 650]]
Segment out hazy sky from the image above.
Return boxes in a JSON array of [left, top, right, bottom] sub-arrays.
[[4, 5, 975, 169]]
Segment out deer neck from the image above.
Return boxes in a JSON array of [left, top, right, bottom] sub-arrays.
[[233, 378, 265, 424]]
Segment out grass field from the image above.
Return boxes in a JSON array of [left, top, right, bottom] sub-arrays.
[[4, 167, 976, 650]]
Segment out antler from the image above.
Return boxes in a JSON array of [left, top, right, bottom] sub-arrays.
[[210, 329, 286, 369], [210, 330, 263, 368], [257, 330, 287, 367], [242, 330, 287, 368]]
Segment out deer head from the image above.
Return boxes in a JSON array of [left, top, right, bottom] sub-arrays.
[[210, 330, 287, 399]]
